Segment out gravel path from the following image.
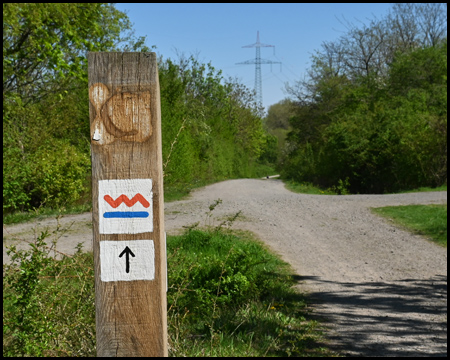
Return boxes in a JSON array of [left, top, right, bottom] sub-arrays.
[[3, 178, 447, 357]]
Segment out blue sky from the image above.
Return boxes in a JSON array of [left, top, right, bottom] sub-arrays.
[[115, 3, 393, 112]]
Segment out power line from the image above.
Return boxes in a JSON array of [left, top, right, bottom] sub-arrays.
[[273, 55, 302, 81], [236, 31, 281, 109]]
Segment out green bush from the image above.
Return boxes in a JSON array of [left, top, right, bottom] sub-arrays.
[[159, 56, 272, 191], [167, 229, 291, 332], [3, 146, 33, 213], [283, 42, 447, 194], [29, 141, 90, 209]]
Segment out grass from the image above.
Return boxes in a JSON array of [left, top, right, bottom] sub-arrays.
[[164, 179, 210, 202], [166, 227, 335, 357], [3, 203, 92, 226], [3, 235, 96, 356], [371, 204, 447, 247], [284, 180, 336, 195], [284, 179, 447, 196], [393, 185, 447, 194], [3, 218, 336, 357]]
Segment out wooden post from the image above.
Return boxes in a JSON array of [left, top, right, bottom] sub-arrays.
[[88, 52, 167, 357]]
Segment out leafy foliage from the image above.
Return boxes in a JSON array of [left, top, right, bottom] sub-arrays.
[[3, 3, 147, 213], [167, 227, 332, 357], [159, 55, 269, 189], [262, 99, 295, 164], [283, 4, 447, 194], [3, 232, 95, 356], [3, 4, 273, 215], [168, 229, 287, 318], [3, 3, 146, 101]]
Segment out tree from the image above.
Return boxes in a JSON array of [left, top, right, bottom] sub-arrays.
[[282, 3, 447, 193], [264, 98, 294, 131], [3, 3, 148, 103], [159, 54, 268, 187], [3, 3, 150, 212]]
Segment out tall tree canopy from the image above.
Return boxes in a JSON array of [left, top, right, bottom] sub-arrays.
[[283, 3, 447, 193], [3, 3, 149, 212], [3, 3, 148, 103], [3, 4, 270, 213]]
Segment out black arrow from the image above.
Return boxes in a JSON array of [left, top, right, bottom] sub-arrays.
[[119, 246, 135, 273]]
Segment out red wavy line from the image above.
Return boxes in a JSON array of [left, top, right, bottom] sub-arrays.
[[104, 194, 150, 208]]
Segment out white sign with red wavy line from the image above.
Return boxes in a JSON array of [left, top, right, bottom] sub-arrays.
[[99, 179, 153, 234]]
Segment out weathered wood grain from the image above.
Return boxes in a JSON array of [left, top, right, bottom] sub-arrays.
[[89, 52, 167, 357]]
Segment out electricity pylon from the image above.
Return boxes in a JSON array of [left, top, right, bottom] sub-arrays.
[[236, 31, 281, 110]]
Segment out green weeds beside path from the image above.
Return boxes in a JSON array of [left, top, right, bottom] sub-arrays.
[[3, 224, 335, 357], [167, 228, 334, 356], [371, 204, 447, 247]]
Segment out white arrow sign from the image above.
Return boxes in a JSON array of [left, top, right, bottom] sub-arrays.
[[100, 240, 155, 282]]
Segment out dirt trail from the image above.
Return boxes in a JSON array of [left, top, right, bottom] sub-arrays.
[[3, 179, 447, 356]]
